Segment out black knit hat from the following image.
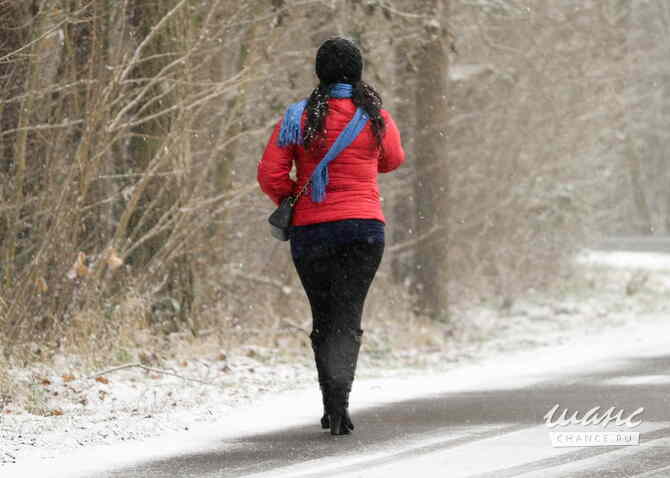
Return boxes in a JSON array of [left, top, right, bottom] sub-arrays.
[[315, 37, 363, 85]]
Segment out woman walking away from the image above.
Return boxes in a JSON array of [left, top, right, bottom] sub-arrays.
[[257, 37, 405, 435]]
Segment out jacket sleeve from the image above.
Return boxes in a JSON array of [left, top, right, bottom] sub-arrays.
[[257, 119, 298, 206], [378, 110, 406, 173]]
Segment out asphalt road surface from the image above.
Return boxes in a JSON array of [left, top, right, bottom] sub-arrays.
[[81, 329, 670, 478]]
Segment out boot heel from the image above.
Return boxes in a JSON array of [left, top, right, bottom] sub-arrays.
[[329, 413, 350, 435], [343, 410, 354, 431]]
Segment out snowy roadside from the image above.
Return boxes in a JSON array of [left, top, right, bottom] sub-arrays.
[[0, 349, 320, 467], [2, 249, 669, 471]]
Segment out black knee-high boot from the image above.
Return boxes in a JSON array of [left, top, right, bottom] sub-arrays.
[[310, 330, 331, 429], [320, 328, 363, 435]]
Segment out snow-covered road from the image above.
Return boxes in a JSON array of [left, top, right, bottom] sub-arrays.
[[7, 310, 670, 478]]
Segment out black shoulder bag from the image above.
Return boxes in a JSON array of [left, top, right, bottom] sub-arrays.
[[268, 179, 311, 241]]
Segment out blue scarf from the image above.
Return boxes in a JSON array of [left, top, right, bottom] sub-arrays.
[[278, 83, 369, 203]]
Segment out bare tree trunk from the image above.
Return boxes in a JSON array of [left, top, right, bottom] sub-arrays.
[[390, 43, 417, 286], [413, 0, 449, 322], [624, 0, 665, 235], [1, 3, 35, 289], [626, 146, 654, 235], [123, 0, 195, 330]]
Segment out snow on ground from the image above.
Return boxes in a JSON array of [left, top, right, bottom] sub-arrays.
[[1, 249, 669, 475], [0, 350, 318, 467], [577, 248, 670, 272], [7, 307, 670, 478]]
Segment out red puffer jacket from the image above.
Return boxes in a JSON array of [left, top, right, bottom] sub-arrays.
[[257, 98, 405, 226]]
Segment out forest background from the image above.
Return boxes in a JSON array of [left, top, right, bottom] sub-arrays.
[[0, 0, 666, 383]]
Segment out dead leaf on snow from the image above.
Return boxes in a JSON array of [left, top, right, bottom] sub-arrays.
[[105, 247, 123, 270], [67, 252, 89, 280], [35, 277, 48, 293], [95, 376, 109, 384]]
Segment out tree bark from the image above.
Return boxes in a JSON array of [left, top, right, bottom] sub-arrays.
[[413, 0, 449, 321]]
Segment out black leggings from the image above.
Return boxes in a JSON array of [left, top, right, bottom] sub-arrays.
[[292, 240, 384, 336], [291, 236, 384, 391]]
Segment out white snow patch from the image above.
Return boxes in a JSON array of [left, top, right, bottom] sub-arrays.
[[449, 63, 494, 81], [577, 249, 670, 270]]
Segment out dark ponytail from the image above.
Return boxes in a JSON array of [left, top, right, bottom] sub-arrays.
[[302, 83, 331, 150], [303, 81, 386, 151], [352, 80, 385, 149]]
